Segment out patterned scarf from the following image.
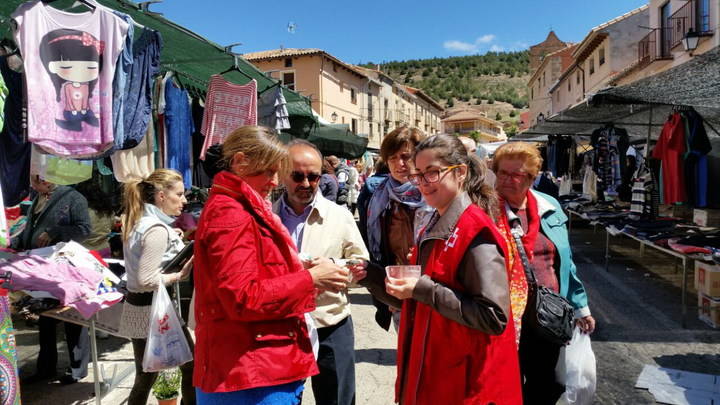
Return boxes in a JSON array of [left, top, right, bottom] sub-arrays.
[[495, 190, 540, 345], [366, 177, 425, 263]]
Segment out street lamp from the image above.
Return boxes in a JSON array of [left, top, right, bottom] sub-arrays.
[[682, 28, 700, 55], [331, 112, 338, 123]]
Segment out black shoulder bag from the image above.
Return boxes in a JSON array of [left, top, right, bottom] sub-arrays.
[[510, 224, 574, 346]]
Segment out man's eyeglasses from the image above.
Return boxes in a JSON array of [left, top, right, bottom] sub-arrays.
[[496, 170, 530, 182], [408, 165, 463, 186], [290, 171, 321, 183]]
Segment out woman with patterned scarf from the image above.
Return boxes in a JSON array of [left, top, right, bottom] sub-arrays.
[[356, 126, 430, 331], [493, 142, 595, 405]]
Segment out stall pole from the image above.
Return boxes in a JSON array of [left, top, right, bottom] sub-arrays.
[[604, 229, 611, 272], [682, 257, 689, 328], [89, 317, 102, 405]]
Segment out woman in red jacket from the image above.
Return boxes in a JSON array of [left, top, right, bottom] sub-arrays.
[[192, 126, 349, 404], [355, 134, 522, 404]]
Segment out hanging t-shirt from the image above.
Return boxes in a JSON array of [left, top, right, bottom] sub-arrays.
[[651, 113, 686, 204], [200, 76, 257, 160], [110, 122, 155, 183], [12, 1, 128, 158]]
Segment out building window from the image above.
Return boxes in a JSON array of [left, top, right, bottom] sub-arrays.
[[531, 88, 534, 99], [568, 80, 571, 92], [542, 72, 546, 87], [576, 71, 580, 84], [697, 0, 710, 32], [282, 72, 295, 90], [351, 88, 357, 104], [351, 118, 357, 134], [588, 57, 595, 75], [284, 58, 292, 68], [599, 48, 605, 66]]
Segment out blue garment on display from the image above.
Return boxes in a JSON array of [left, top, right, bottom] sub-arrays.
[[0, 57, 31, 206], [164, 81, 193, 188], [195, 380, 304, 405], [121, 28, 163, 149], [110, 11, 135, 150]]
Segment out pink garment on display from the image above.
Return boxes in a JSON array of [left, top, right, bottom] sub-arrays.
[[200, 76, 257, 159], [12, 1, 128, 158], [0, 255, 122, 318]]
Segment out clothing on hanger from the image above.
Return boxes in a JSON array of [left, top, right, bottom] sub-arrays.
[[12, 1, 129, 158], [199, 76, 257, 160]]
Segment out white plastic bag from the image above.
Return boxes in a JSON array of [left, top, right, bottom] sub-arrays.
[[555, 327, 597, 405], [142, 285, 193, 372]]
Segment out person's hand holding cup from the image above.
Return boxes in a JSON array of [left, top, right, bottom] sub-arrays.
[[385, 265, 421, 300]]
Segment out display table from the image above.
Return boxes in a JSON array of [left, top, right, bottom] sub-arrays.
[[566, 208, 693, 328], [42, 303, 132, 405]]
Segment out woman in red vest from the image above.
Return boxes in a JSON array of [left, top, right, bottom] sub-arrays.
[[355, 134, 522, 404]]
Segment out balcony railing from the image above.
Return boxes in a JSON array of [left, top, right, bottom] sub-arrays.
[[638, 28, 673, 67], [670, 0, 713, 48]]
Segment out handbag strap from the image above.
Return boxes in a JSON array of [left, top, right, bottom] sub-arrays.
[[509, 220, 538, 289]]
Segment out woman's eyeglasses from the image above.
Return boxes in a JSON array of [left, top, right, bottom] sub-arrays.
[[408, 165, 463, 186], [290, 171, 321, 183], [496, 170, 530, 182]]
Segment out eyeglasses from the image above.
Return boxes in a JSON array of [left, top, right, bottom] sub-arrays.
[[408, 165, 463, 186], [387, 152, 413, 163], [496, 170, 530, 182], [290, 171, 321, 183]]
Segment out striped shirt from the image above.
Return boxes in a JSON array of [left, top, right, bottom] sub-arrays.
[[200, 75, 257, 159]]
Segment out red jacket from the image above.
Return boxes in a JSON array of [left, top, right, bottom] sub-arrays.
[[192, 171, 318, 393], [397, 200, 522, 405]]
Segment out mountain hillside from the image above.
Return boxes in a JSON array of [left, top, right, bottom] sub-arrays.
[[361, 51, 530, 134]]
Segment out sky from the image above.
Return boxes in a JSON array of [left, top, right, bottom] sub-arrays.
[[155, 0, 649, 64]]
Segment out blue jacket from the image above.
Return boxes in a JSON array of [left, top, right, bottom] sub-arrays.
[[532, 190, 590, 318]]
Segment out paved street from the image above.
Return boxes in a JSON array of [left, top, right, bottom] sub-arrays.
[[15, 222, 720, 404]]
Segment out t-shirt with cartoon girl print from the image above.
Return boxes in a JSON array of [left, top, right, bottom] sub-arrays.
[[12, 1, 128, 158]]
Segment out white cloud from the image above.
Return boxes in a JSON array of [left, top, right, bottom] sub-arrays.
[[443, 40, 479, 53], [443, 34, 497, 53], [476, 34, 496, 44], [490, 45, 505, 52]]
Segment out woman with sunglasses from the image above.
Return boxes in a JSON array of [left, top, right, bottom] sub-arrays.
[[353, 134, 521, 404], [492, 142, 594, 404], [192, 126, 348, 404], [355, 126, 428, 331]]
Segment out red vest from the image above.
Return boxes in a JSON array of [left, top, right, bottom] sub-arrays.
[[396, 204, 522, 405]]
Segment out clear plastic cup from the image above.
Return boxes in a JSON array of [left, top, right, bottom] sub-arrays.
[[386, 265, 421, 281]]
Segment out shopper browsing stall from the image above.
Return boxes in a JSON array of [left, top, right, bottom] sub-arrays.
[[119, 168, 195, 405]]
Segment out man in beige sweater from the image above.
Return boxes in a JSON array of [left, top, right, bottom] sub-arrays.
[[274, 140, 369, 405]]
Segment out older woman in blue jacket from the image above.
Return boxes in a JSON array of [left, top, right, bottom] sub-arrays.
[[492, 142, 594, 405]]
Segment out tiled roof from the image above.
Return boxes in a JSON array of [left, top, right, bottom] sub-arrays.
[[243, 48, 369, 78], [443, 110, 502, 126], [242, 48, 323, 60]]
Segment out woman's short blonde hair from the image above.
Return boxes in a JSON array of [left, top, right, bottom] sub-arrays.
[[222, 126, 289, 176], [492, 142, 543, 178]]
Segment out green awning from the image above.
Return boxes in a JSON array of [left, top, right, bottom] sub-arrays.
[[304, 124, 369, 159], [0, 0, 316, 136]]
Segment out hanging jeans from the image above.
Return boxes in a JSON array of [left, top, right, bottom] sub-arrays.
[[164, 82, 194, 188], [0, 57, 31, 206], [121, 29, 163, 150]]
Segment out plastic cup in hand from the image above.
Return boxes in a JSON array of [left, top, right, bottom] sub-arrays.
[[386, 265, 421, 282]]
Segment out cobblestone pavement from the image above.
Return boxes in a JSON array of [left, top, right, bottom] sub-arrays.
[[16, 223, 720, 404]]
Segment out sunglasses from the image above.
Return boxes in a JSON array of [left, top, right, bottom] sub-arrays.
[[290, 171, 322, 183]]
